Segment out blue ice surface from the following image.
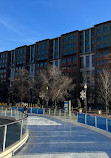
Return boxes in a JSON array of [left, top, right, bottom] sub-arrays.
[[15, 115, 111, 157]]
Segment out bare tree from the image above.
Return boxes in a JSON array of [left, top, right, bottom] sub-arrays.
[[39, 65, 74, 108], [13, 69, 37, 103], [97, 69, 111, 115]]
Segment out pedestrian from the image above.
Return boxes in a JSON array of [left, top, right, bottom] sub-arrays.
[[24, 105, 27, 114]]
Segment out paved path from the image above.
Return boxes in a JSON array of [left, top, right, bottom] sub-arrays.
[[14, 115, 111, 158]]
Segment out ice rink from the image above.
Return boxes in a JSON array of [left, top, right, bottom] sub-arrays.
[[14, 115, 111, 158]]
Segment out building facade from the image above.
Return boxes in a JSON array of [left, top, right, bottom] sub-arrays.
[[0, 20, 111, 104]]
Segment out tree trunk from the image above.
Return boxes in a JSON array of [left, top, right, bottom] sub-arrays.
[[55, 100, 56, 110]]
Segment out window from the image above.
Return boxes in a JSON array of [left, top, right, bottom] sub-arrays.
[[80, 57, 84, 68], [68, 44, 72, 49], [44, 62, 47, 67], [67, 58, 71, 63], [97, 68, 102, 74], [97, 52, 101, 57], [73, 35, 76, 40], [86, 41, 89, 45], [73, 57, 77, 62], [73, 64, 76, 68], [86, 48, 89, 52], [91, 47, 94, 51], [63, 58, 66, 63], [103, 43, 108, 48], [104, 59, 108, 64], [91, 39, 94, 44], [80, 35, 83, 39], [40, 63, 43, 67], [97, 60, 101, 66], [97, 37, 101, 42], [97, 29, 101, 34], [86, 56, 89, 67], [103, 35, 108, 41], [36, 64, 39, 67], [63, 38, 67, 43], [92, 55, 94, 67], [68, 37, 72, 41], [73, 43, 76, 47], [97, 45, 101, 49], [73, 50, 76, 54], [91, 31, 94, 37], [104, 51, 108, 56], [103, 27, 108, 32]]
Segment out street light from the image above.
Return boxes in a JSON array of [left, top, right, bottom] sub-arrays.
[[46, 86, 49, 107], [84, 83, 87, 113]]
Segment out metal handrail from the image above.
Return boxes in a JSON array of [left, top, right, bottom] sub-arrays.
[[0, 113, 28, 128], [0, 107, 28, 152]]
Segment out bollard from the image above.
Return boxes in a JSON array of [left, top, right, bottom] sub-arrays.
[[54, 109, 56, 116], [11, 108, 12, 117], [95, 115, 97, 128], [106, 117, 108, 132], [5, 109, 7, 116], [43, 108, 45, 115], [85, 113, 87, 124], [59, 110, 61, 117], [69, 112, 71, 119], [77, 112, 78, 122], [49, 108, 51, 115]]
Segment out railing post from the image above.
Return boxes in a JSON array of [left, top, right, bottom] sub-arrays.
[[85, 113, 87, 124], [1, 107, 3, 115], [106, 117, 108, 132], [11, 108, 12, 117], [20, 120, 23, 140], [5, 109, 7, 116], [43, 108, 45, 115], [54, 109, 56, 116], [70, 111, 71, 119], [3, 125, 7, 152], [59, 109, 61, 117], [77, 112, 78, 122], [95, 115, 97, 128], [31, 107, 32, 113], [15, 109, 16, 118], [49, 108, 51, 115], [64, 111, 66, 118]]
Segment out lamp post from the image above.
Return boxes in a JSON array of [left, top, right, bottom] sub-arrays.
[[84, 83, 87, 113], [46, 86, 49, 107]]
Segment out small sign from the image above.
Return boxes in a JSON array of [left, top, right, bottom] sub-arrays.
[[80, 90, 86, 100], [64, 101, 68, 112]]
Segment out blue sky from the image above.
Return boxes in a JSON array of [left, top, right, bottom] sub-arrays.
[[0, 0, 111, 52]]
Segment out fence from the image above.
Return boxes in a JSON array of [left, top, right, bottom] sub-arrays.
[[6, 106, 111, 135], [78, 113, 111, 132], [0, 107, 28, 153]]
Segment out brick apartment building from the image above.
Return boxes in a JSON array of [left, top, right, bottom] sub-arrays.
[[0, 20, 111, 104]]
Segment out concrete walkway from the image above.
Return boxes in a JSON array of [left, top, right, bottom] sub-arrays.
[[14, 115, 111, 158]]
